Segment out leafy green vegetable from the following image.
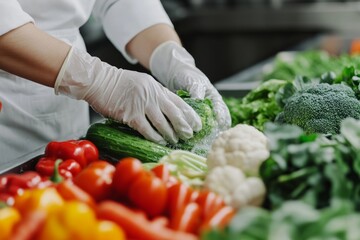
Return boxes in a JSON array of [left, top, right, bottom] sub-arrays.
[[224, 51, 360, 132], [263, 50, 360, 82], [202, 199, 360, 240], [223, 79, 288, 130], [259, 119, 360, 210]]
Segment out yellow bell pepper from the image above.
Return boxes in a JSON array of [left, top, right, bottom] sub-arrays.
[[96, 220, 126, 240], [38, 201, 98, 240], [0, 207, 21, 239], [14, 187, 64, 215]]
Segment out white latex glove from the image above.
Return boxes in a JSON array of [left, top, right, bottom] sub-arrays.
[[149, 41, 231, 131], [55, 47, 202, 145]]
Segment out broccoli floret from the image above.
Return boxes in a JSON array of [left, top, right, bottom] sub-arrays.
[[279, 83, 360, 134]]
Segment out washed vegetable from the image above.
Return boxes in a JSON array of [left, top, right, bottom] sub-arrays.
[[86, 90, 218, 162], [171, 90, 218, 154], [277, 83, 360, 134], [207, 124, 270, 176]]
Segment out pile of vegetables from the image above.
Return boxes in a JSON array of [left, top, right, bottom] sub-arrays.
[[0, 140, 235, 240], [6, 49, 360, 240], [224, 51, 360, 134]]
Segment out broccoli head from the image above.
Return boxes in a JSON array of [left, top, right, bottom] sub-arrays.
[[277, 83, 360, 134]]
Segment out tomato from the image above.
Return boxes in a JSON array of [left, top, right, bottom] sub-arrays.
[[74, 161, 115, 202], [128, 172, 167, 217], [112, 158, 146, 198], [195, 190, 225, 220], [166, 183, 193, 218], [170, 202, 201, 233]]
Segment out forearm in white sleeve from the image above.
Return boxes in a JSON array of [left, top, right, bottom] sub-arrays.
[[0, 1, 34, 36], [92, 0, 173, 64]]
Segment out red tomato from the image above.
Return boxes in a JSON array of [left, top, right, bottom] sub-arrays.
[[170, 202, 201, 233], [167, 183, 193, 218], [74, 161, 115, 202], [112, 158, 146, 198], [128, 172, 167, 218]]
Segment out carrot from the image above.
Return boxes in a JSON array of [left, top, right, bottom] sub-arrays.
[[56, 180, 96, 209], [9, 210, 47, 240], [199, 206, 235, 232], [170, 202, 201, 233], [97, 201, 198, 240]]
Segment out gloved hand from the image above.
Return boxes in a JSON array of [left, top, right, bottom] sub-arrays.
[[149, 41, 231, 131], [54, 47, 202, 145]]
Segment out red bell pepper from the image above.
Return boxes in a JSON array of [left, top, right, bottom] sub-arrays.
[[0, 172, 52, 206], [35, 157, 81, 179], [44, 140, 99, 168], [0, 101, 2, 112]]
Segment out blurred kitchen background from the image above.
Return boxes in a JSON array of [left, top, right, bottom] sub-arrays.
[[80, 0, 360, 84]]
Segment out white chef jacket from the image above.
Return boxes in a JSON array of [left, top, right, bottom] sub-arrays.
[[0, 0, 172, 162]]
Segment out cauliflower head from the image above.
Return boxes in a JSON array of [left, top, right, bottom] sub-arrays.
[[206, 124, 270, 176]]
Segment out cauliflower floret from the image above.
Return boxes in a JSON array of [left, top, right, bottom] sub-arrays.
[[205, 165, 266, 209], [204, 165, 246, 204], [207, 124, 270, 176], [230, 177, 266, 209]]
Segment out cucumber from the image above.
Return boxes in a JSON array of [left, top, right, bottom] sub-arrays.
[[85, 122, 172, 163]]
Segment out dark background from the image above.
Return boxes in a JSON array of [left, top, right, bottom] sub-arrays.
[[80, 0, 360, 84]]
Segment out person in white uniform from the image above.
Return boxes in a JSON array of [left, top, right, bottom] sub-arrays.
[[0, 0, 231, 162]]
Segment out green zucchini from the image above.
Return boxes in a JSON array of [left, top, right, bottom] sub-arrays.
[[85, 122, 172, 163]]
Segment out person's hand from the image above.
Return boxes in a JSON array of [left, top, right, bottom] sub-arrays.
[[54, 47, 202, 145], [149, 41, 231, 131]]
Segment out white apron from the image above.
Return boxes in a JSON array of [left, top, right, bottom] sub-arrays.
[[0, 0, 172, 162], [0, 30, 90, 162]]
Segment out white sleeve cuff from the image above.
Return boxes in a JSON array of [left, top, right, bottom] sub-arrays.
[[0, 1, 34, 36], [98, 0, 173, 64]]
